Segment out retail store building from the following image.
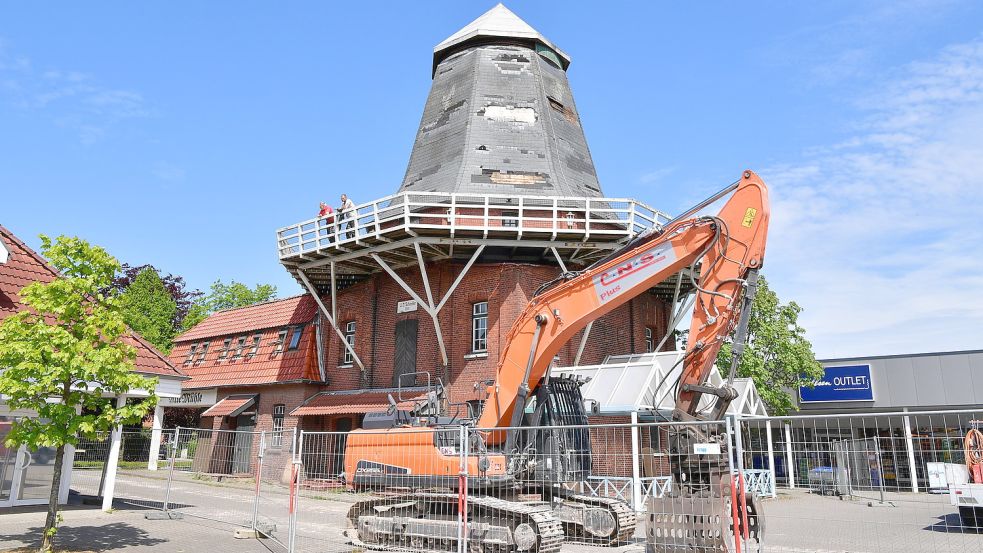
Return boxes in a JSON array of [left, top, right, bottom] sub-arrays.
[[776, 349, 983, 491]]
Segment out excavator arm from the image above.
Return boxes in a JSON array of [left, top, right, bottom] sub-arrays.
[[476, 170, 769, 438]]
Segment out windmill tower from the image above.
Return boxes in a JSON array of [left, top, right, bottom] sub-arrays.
[[277, 5, 677, 411]]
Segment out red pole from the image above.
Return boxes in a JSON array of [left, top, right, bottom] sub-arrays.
[[289, 464, 298, 515], [738, 472, 749, 540], [730, 474, 742, 553]]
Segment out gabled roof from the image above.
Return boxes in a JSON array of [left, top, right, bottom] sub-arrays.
[[433, 4, 570, 70], [0, 225, 184, 379], [171, 296, 322, 389], [176, 294, 317, 342]]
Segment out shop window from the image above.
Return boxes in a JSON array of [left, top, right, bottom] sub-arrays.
[[472, 302, 488, 353], [271, 404, 285, 448], [288, 325, 304, 350], [343, 321, 356, 365]]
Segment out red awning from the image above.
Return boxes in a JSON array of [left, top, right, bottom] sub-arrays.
[[202, 394, 257, 418], [290, 391, 419, 417]]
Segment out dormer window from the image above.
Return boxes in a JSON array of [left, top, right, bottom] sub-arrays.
[[218, 338, 232, 360], [249, 333, 261, 356], [233, 336, 247, 358], [272, 329, 287, 355], [288, 325, 304, 351], [196, 341, 210, 363], [185, 343, 198, 364]]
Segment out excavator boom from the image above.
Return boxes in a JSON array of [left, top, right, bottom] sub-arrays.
[[476, 170, 769, 435]]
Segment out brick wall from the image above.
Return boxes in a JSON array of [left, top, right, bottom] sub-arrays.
[[587, 414, 672, 479], [319, 260, 672, 407], [196, 384, 321, 477]]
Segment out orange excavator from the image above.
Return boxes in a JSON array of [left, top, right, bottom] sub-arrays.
[[343, 170, 770, 552]]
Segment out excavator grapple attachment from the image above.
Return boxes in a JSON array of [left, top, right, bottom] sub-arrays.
[[645, 474, 762, 553]]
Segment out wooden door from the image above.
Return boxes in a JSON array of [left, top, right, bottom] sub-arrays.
[[393, 319, 419, 387]]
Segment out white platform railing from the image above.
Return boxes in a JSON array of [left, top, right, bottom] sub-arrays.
[[277, 191, 669, 260]]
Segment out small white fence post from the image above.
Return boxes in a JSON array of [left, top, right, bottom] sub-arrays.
[[147, 404, 164, 471], [765, 420, 777, 497], [903, 409, 919, 493], [101, 394, 128, 511], [252, 431, 266, 532], [630, 411, 643, 511], [784, 422, 796, 489], [163, 426, 181, 512]]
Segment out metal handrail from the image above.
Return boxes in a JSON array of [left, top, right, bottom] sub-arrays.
[[276, 191, 670, 259]]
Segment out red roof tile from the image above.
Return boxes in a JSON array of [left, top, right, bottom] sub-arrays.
[[171, 304, 321, 389], [177, 295, 318, 341], [0, 225, 184, 380], [291, 390, 421, 417], [202, 394, 257, 417]]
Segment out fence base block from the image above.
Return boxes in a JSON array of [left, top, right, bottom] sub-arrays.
[[233, 528, 263, 539], [144, 511, 183, 520]]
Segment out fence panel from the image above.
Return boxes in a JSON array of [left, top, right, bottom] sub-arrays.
[[156, 428, 263, 528], [293, 426, 465, 553], [70, 432, 110, 498], [737, 410, 983, 553], [62, 411, 983, 553]]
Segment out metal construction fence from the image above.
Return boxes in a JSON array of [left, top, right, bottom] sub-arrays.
[[69, 409, 983, 552]]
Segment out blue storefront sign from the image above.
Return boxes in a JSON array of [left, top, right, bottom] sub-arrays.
[[800, 364, 874, 403]]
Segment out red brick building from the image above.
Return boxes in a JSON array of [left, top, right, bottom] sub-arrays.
[[170, 7, 685, 459]]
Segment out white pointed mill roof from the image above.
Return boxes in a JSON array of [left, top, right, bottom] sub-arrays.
[[434, 3, 571, 67]]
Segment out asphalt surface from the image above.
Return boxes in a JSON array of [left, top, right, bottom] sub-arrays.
[[4, 470, 981, 553]]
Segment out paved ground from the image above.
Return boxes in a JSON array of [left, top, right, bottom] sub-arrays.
[[0, 503, 278, 552], [5, 470, 982, 552]]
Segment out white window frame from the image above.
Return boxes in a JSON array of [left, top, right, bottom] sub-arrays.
[[343, 321, 356, 365], [185, 343, 198, 364], [272, 329, 287, 355], [249, 332, 262, 356], [271, 404, 285, 448], [218, 338, 232, 360], [196, 341, 210, 363], [645, 327, 654, 353], [233, 336, 246, 358], [471, 302, 488, 353]]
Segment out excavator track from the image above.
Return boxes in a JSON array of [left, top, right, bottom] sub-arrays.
[[554, 492, 637, 545], [347, 491, 564, 553]]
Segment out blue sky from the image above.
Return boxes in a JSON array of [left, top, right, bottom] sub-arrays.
[[2, 1, 982, 358]]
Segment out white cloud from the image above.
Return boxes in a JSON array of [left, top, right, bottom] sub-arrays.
[[764, 35, 983, 358], [639, 167, 676, 185], [0, 39, 152, 143]]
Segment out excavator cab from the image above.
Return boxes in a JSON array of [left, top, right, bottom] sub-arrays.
[[512, 375, 593, 484]]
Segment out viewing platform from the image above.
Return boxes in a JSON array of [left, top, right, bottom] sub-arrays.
[[277, 191, 671, 293]]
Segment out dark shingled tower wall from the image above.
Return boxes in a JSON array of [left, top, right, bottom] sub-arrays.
[[399, 4, 603, 199]]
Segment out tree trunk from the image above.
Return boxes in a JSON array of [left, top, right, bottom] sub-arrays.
[[39, 444, 66, 553]]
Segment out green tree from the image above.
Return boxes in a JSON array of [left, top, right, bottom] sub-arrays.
[[0, 236, 157, 552], [119, 267, 178, 353], [716, 274, 823, 415], [181, 279, 278, 331]]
